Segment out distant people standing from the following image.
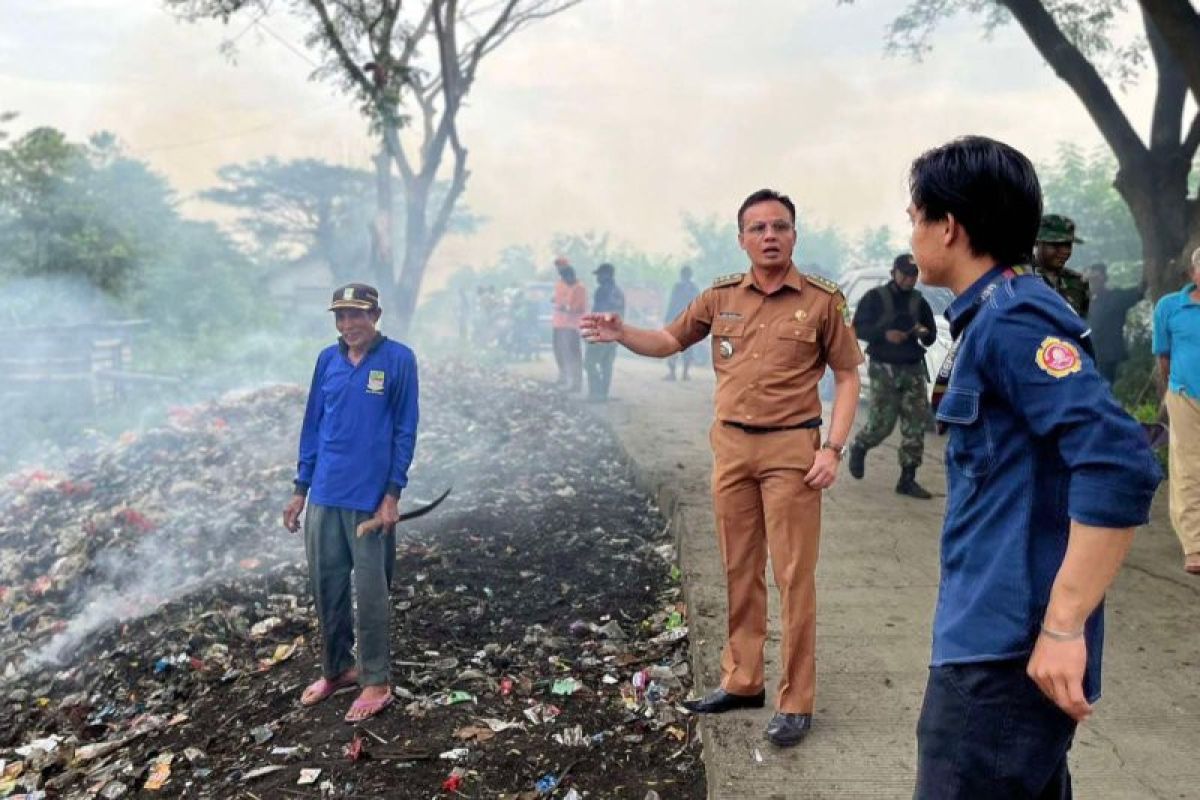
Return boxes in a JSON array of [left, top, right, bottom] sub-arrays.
[[847, 253, 938, 499], [552, 258, 587, 392], [1032, 214, 1090, 318], [1086, 262, 1145, 384], [1153, 249, 1200, 575], [664, 266, 700, 381], [585, 262, 625, 402]]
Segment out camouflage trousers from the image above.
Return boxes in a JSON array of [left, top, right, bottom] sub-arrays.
[[853, 360, 929, 469]]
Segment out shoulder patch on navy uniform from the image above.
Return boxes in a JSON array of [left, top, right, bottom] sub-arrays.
[[711, 273, 744, 288], [803, 273, 841, 294]]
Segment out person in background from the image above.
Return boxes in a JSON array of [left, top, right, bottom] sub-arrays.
[[664, 265, 700, 381], [584, 262, 625, 402], [907, 136, 1161, 798], [1085, 262, 1145, 384], [552, 257, 587, 392], [1152, 248, 1200, 575], [847, 253, 938, 499], [1032, 214, 1090, 318], [283, 283, 419, 723]]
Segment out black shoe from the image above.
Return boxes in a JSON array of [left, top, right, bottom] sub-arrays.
[[765, 712, 812, 747], [682, 688, 765, 714], [848, 443, 866, 479], [896, 467, 932, 499]]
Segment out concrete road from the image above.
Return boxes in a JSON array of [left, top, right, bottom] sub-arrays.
[[513, 354, 1198, 799]]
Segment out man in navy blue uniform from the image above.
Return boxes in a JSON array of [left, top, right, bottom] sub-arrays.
[[282, 283, 419, 723], [906, 137, 1162, 798]]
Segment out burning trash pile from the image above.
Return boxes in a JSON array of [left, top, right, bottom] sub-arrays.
[[0, 363, 704, 798]]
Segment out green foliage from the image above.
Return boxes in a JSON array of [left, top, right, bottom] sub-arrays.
[[202, 157, 372, 265], [201, 156, 479, 286], [871, 0, 1146, 85], [0, 127, 141, 293]]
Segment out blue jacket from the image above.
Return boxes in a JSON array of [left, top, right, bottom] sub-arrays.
[[295, 335, 419, 513], [934, 267, 1161, 700]]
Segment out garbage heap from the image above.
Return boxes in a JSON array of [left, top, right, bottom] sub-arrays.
[[0, 363, 704, 798]]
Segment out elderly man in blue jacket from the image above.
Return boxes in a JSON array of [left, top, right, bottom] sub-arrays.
[[906, 137, 1162, 799], [282, 283, 419, 723]]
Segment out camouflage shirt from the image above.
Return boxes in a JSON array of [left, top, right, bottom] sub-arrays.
[[1034, 265, 1090, 318]]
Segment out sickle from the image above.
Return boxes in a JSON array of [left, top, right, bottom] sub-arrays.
[[356, 487, 453, 536]]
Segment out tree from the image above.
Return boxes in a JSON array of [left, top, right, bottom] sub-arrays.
[[167, 0, 582, 336], [202, 158, 372, 271], [0, 128, 139, 293], [862, 0, 1200, 299]]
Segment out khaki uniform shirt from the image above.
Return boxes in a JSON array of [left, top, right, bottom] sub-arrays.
[[666, 266, 863, 427]]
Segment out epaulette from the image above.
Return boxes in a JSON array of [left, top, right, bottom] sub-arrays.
[[711, 273, 744, 288], [803, 273, 842, 294]]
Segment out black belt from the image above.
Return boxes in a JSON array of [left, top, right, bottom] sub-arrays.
[[722, 417, 821, 434]]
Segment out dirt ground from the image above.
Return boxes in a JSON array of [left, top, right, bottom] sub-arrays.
[[0, 364, 705, 799]]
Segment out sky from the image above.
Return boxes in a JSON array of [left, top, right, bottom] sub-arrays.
[[0, 0, 1159, 291]]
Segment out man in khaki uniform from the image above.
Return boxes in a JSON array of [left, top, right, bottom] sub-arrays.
[[581, 189, 863, 747]]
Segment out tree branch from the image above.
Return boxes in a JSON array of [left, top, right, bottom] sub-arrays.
[[1001, 0, 1146, 165], [1138, 0, 1200, 103], [1144, 6, 1187, 154], [303, 0, 377, 99], [1183, 112, 1200, 160]]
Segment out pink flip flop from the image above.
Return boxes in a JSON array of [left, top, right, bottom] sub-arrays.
[[301, 673, 358, 706], [344, 692, 394, 723]]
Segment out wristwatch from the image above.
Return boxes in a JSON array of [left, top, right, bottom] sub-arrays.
[[821, 440, 844, 458]]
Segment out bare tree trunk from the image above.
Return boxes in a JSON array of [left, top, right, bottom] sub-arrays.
[[369, 142, 395, 303], [393, 175, 431, 334]]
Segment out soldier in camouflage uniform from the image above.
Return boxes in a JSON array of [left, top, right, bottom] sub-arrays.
[[847, 254, 938, 498], [1032, 214, 1090, 318]]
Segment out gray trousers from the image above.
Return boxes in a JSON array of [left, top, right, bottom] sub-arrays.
[[304, 503, 396, 686]]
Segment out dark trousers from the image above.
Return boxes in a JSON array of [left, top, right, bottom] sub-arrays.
[[304, 503, 396, 686], [915, 660, 1076, 800], [552, 328, 582, 390], [584, 342, 617, 398], [1096, 358, 1122, 385]]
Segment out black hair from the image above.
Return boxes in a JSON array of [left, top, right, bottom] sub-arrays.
[[737, 188, 796, 231], [893, 253, 916, 271], [908, 136, 1042, 267]]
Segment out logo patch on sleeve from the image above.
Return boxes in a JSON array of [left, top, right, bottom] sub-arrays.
[[367, 370, 386, 394], [1035, 337, 1081, 378]]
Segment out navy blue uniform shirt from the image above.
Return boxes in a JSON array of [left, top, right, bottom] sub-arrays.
[[295, 335, 419, 513], [933, 266, 1161, 700]]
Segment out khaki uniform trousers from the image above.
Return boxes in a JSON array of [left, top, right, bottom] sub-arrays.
[[710, 421, 822, 714], [1166, 391, 1200, 555]]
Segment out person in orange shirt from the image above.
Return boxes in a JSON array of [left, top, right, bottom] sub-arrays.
[[582, 189, 863, 748], [552, 258, 587, 392]]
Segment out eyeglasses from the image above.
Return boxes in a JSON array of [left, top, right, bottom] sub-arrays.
[[742, 220, 795, 236]]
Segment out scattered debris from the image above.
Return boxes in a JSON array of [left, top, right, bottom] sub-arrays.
[[0, 366, 704, 798]]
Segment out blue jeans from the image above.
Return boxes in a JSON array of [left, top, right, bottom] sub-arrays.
[[914, 660, 1077, 799]]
